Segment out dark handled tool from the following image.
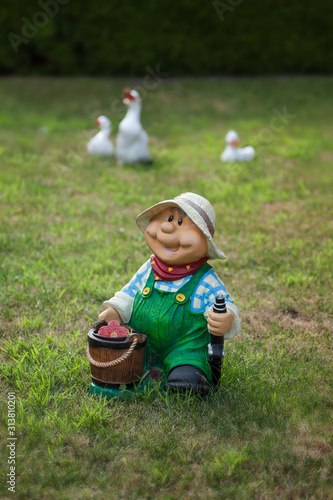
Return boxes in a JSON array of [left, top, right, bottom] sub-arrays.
[[207, 294, 226, 386]]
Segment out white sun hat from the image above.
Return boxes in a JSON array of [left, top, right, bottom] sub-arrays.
[[136, 192, 226, 260]]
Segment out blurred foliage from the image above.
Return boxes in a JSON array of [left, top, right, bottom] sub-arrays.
[[1, 0, 333, 75]]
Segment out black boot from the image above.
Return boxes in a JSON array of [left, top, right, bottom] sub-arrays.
[[166, 365, 211, 395]]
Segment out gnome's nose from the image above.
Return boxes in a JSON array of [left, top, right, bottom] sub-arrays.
[[160, 221, 175, 234]]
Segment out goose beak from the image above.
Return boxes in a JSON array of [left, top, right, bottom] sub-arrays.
[[123, 88, 135, 101], [95, 119, 100, 126]]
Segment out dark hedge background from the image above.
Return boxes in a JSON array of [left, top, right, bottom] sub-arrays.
[[1, 0, 333, 76]]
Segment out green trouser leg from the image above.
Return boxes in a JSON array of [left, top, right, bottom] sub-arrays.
[[129, 263, 213, 383]]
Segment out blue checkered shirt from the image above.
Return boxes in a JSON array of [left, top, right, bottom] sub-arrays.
[[120, 259, 234, 313]]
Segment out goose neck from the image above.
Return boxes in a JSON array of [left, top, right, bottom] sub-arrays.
[[126, 104, 141, 120]]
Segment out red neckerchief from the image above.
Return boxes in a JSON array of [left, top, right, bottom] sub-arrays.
[[150, 255, 208, 282]]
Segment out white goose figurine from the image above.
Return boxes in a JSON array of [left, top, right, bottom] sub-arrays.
[[220, 130, 255, 162], [116, 89, 151, 165], [87, 115, 114, 157]]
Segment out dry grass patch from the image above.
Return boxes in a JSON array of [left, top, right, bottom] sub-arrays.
[[211, 99, 230, 112]]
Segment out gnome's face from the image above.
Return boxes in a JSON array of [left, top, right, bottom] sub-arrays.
[[144, 207, 208, 265]]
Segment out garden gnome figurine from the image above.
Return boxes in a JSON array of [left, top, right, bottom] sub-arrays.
[[99, 192, 240, 394], [87, 115, 114, 156], [220, 130, 255, 162], [116, 89, 151, 165]]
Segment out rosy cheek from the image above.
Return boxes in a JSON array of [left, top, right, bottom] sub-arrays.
[[145, 222, 158, 239], [179, 230, 200, 247], [180, 231, 208, 256]]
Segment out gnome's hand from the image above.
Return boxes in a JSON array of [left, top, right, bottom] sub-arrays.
[[208, 308, 234, 336], [98, 307, 121, 324]]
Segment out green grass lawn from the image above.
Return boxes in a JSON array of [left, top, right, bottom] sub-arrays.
[[0, 76, 332, 499]]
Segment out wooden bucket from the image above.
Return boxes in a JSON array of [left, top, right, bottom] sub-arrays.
[[87, 329, 147, 388]]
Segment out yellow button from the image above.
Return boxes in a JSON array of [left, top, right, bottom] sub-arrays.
[[176, 293, 186, 302], [186, 265, 190, 269], [168, 267, 173, 272], [143, 287, 150, 296]]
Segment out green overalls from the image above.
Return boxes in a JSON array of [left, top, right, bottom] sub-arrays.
[[129, 263, 213, 383]]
